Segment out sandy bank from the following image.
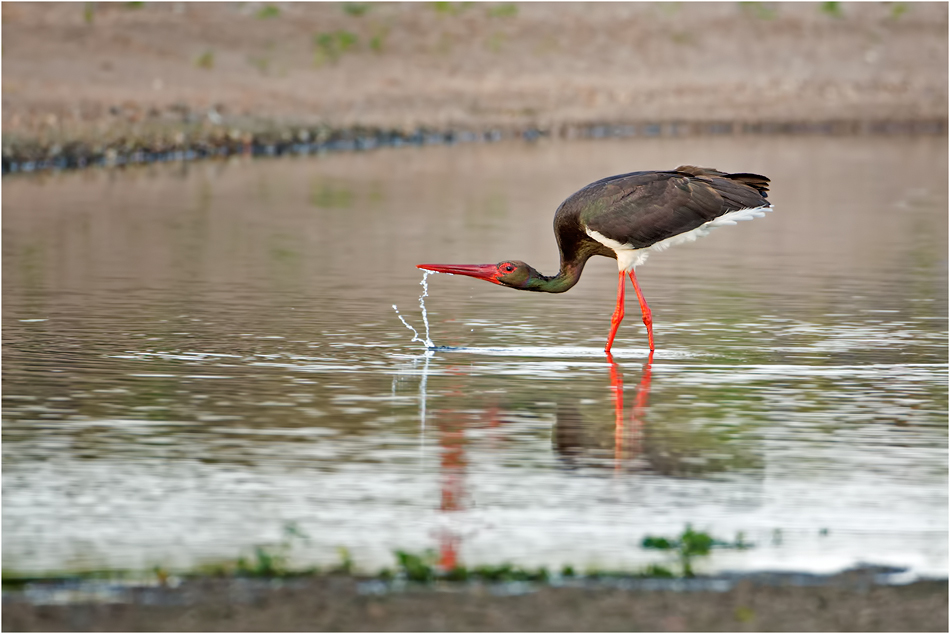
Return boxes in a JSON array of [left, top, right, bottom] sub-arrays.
[[2, 2, 947, 166]]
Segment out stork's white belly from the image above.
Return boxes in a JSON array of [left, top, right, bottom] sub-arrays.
[[585, 205, 773, 272]]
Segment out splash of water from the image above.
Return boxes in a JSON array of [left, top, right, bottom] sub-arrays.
[[393, 271, 436, 349], [393, 304, 422, 343], [418, 270, 434, 347]]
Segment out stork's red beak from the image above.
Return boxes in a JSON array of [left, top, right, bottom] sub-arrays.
[[417, 263, 499, 282]]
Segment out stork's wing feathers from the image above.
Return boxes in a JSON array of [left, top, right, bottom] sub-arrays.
[[576, 167, 770, 249]]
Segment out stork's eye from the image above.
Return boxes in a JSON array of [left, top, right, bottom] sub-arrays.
[[505, 265, 514, 272]]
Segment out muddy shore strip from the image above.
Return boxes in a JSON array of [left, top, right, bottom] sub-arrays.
[[3, 570, 947, 632], [3, 3, 947, 173]]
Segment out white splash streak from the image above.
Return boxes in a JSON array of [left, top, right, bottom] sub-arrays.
[[393, 271, 437, 349], [393, 304, 423, 344], [418, 271, 434, 348]]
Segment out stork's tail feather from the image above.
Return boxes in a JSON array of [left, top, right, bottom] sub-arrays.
[[724, 173, 771, 196], [674, 165, 770, 197]]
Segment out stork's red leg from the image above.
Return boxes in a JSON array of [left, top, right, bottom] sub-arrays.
[[604, 271, 626, 353], [627, 269, 654, 351]]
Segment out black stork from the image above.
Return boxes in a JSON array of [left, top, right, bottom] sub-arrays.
[[418, 166, 771, 352]]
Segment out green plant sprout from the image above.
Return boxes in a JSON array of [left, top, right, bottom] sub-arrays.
[[235, 521, 311, 577], [342, 3, 371, 16], [369, 25, 389, 53], [641, 524, 752, 577], [486, 31, 506, 53], [195, 50, 214, 70], [256, 4, 281, 19], [248, 55, 270, 74], [739, 2, 777, 20], [487, 3, 518, 18], [431, 2, 472, 16], [820, 2, 842, 17], [313, 31, 359, 65], [888, 2, 908, 19]]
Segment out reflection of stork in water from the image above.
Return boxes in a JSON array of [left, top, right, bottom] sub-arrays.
[[437, 410, 467, 570], [435, 405, 505, 570], [610, 351, 653, 468], [433, 357, 655, 570], [555, 352, 654, 470]]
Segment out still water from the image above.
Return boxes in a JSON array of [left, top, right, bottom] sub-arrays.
[[3, 135, 947, 579]]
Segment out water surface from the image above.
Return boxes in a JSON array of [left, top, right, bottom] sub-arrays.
[[3, 135, 947, 578]]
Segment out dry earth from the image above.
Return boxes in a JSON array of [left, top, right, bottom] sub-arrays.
[[2, 1, 947, 150]]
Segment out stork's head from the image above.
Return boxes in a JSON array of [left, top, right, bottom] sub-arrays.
[[417, 261, 537, 289]]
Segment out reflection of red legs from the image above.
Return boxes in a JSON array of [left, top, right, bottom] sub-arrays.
[[629, 350, 654, 458], [606, 352, 624, 467], [439, 532, 460, 571], [438, 415, 466, 570], [605, 271, 626, 353], [627, 269, 654, 351], [609, 350, 654, 469]]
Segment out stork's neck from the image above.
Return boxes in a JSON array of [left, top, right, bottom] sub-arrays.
[[527, 258, 587, 294]]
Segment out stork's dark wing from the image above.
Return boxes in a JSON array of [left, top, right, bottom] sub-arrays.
[[573, 166, 770, 249]]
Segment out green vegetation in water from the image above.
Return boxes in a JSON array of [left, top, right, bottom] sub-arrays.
[[173, 523, 355, 580], [256, 4, 281, 19], [313, 31, 359, 65], [232, 522, 313, 577], [383, 550, 552, 584], [335, 546, 355, 575], [194, 50, 214, 70], [3, 525, 755, 587], [236, 546, 292, 577], [125, 1, 145, 8], [383, 525, 752, 584], [2, 569, 140, 591], [83, 2, 95, 24], [642, 525, 752, 578]]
